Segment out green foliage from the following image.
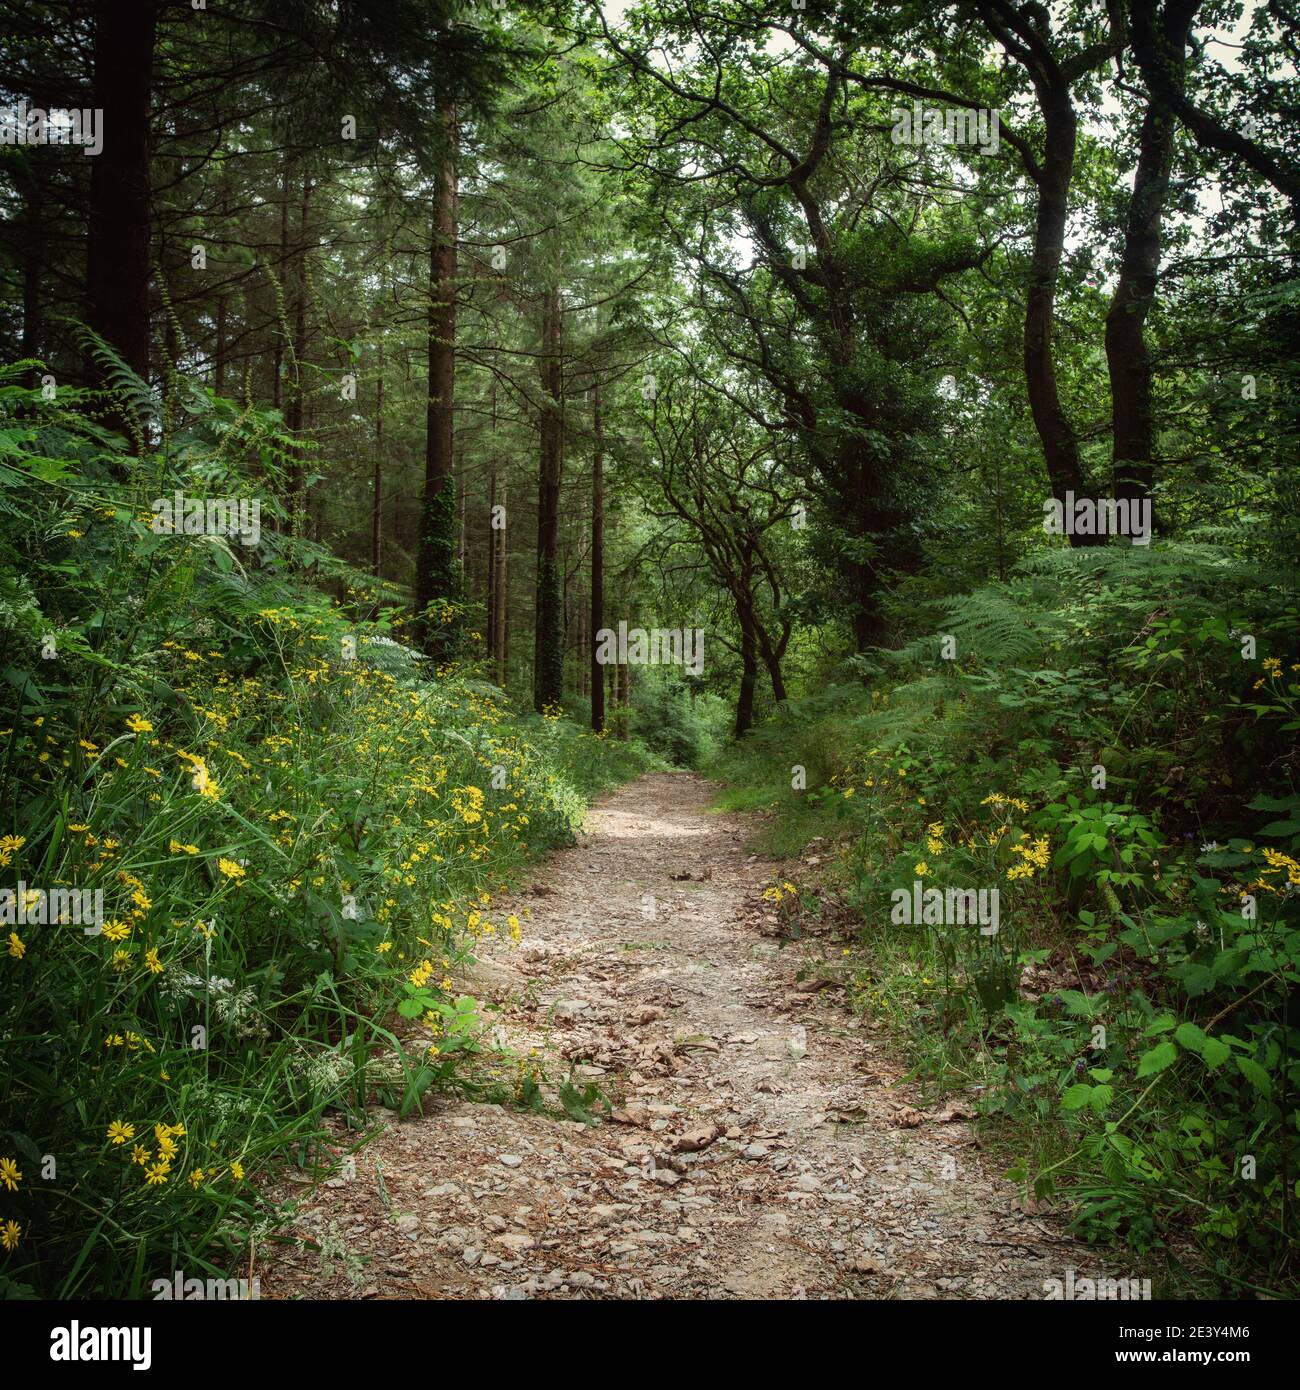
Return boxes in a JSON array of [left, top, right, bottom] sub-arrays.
[[0, 373, 651, 1296], [629, 671, 730, 769], [718, 538, 1300, 1294]]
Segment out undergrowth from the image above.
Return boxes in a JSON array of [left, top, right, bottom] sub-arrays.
[[0, 362, 656, 1297], [711, 538, 1300, 1298]]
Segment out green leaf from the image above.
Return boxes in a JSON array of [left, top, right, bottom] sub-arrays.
[[1061, 1083, 1093, 1111], [558, 1080, 607, 1126], [1174, 1022, 1207, 1053], [1235, 1056, 1273, 1095], [1257, 817, 1300, 837], [398, 1065, 436, 1118], [1100, 1144, 1127, 1183], [1136, 1040, 1179, 1077]]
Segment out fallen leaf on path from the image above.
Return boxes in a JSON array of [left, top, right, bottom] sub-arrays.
[[935, 1102, 976, 1123]]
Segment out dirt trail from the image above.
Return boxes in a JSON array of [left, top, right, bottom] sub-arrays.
[[262, 772, 1108, 1300]]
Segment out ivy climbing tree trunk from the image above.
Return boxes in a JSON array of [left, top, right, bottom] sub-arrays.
[[272, 157, 288, 415]]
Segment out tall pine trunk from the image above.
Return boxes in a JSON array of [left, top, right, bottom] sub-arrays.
[[486, 378, 498, 658], [486, 464, 497, 658], [533, 287, 564, 712], [494, 480, 508, 686], [286, 173, 313, 531], [415, 102, 460, 656], [272, 160, 288, 414], [590, 381, 605, 732], [86, 0, 157, 447], [372, 347, 384, 577]]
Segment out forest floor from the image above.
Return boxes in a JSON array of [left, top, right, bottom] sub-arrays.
[[259, 772, 1113, 1300]]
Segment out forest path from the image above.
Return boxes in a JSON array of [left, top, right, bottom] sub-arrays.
[[262, 772, 1107, 1300]]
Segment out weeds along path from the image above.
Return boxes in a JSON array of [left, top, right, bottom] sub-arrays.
[[262, 772, 1108, 1300]]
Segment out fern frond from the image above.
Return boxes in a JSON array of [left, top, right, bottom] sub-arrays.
[[65, 321, 163, 437]]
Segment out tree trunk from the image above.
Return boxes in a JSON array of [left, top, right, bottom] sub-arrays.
[[457, 448, 466, 569], [758, 624, 788, 703], [372, 347, 384, 578], [1106, 1, 1190, 504], [590, 381, 606, 732], [620, 656, 632, 739], [286, 173, 313, 530], [415, 101, 460, 656], [533, 286, 564, 712], [486, 464, 497, 658], [272, 160, 288, 414], [1024, 89, 1093, 533], [20, 215, 40, 382], [842, 456, 890, 649], [1105, 104, 1173, 503], [214, 295, 227, 396], [734, 618, 758, 738], [1130, 0, 1300, 210], [86, 0, 157, 446], [486, 377, 499, 657], [494, 480, 509, 685]]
